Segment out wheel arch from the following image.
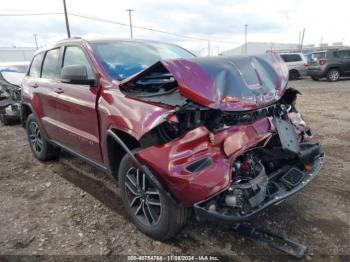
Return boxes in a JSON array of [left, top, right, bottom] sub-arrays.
[[327, 66, 341, 73], [20, 103, 33, 127], [289, 69, 300, 79], [106, 128, 140, 179]]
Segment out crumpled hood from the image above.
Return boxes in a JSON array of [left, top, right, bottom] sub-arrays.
[[121, 53, 289, 112], [161, 53, 288, 111]]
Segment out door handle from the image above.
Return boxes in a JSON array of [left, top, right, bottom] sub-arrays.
[[54, 87, 64, 94], [31, 83, 39, 88]]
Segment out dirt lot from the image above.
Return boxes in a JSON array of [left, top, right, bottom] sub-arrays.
[[0, 78, 349, 261]]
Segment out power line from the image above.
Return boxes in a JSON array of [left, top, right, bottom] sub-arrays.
[[0, 12, 238, 44]]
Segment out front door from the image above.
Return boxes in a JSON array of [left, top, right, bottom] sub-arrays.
[[53, 45, 102, 163]]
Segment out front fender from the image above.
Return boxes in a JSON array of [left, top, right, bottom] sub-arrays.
[[136, 118, 273, 206]]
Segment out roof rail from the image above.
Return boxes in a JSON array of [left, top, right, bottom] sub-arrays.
[[56, 36, 82, 43]]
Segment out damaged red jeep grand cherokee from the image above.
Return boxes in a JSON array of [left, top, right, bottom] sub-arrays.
[[21, 38, 324, 240]]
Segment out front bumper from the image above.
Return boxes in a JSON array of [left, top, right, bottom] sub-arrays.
[[194, 153, 324, 222]]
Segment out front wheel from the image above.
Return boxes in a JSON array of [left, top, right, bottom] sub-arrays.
[[327, 69, 340, 82], [118, 150, 190, 240], [289, 70, 300, 80], [311, 76, 320, 81], [26, 114, 60, 161]]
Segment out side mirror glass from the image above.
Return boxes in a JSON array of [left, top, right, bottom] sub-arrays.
[[61, 65, 96, 86]]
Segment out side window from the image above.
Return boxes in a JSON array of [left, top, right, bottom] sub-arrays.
[[290, 54, 302, 62], [28, 53, 44, 77], [344, 50, 350, 59], [63, 46, 95, 79], [280, 54, 290, 62], [42, 48, 61, 79], [281, 54, 302, 62]]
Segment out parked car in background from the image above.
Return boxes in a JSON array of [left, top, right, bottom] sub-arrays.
[[308, 49, 350, 81], [21, 38, 323, 240], [278, 52, 309, 80], [0, 62, 29, 125]]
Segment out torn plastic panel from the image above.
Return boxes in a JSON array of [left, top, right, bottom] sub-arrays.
[[120, 53, 289, 111], [194, 150, 324, 222], [192, 116, 323, 222], [137, 97, 291, 149]]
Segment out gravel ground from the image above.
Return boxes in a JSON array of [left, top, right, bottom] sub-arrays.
[[0, 78, 349, 261]]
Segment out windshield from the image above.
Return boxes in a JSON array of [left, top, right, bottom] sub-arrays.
[[91, 41, 195, 80]]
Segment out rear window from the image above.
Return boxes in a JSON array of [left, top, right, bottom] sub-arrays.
[[312, 52, 326, 60], [280, 54, 302, 62], [42, 48, 61, 79], [28, 53, 44, 77]]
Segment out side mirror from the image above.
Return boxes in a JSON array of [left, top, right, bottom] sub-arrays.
[[61, 65, 96, 86]]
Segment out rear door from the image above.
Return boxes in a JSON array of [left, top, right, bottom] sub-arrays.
[[53, 45, 102, 162], [24, 48, 63, 139]]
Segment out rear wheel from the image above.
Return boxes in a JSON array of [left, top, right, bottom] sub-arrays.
[[119, 150, 190, 240], [289, 70, 300, 80], [26, 114, 59, 161], [311, 76, 320, 81], [326, 69, 340, 82]]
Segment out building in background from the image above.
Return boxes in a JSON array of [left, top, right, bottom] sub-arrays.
[[0, 47, 36, 62], [221, 42, 347, 56]]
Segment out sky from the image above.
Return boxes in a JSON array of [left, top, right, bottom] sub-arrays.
[[0, 0, 348, 55]]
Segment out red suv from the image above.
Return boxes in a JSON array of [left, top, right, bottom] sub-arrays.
[[21, 38, 324, 240]]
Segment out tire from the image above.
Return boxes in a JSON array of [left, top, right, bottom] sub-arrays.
[[26, 114, 60, 161], [326, 68, 340, 82], [0, 113, 11, 125], [289, 70, 299, 80], [311, 76, 320, 81], [118, 149, 190, 240]]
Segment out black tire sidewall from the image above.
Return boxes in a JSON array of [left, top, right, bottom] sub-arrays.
[[118, 150, 180, 240], [26, 114, 49, 161]]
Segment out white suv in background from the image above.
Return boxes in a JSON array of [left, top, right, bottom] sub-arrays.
[[278, 53, 309, 80]]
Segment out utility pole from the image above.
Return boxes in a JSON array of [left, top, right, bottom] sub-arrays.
[[62, 0, 71, 38], [126, 9, 134, 38], [298, 31, 301, 50], [300, 28, 305, 52], [33, 34, 38, 49], [208, 41, 211, 56], [244, 24, 248, 54]]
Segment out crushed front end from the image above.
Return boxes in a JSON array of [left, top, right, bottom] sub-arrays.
[[0, 71, 22, 124], [193, 127, 324, 222], [120, 54, 324, 221]]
